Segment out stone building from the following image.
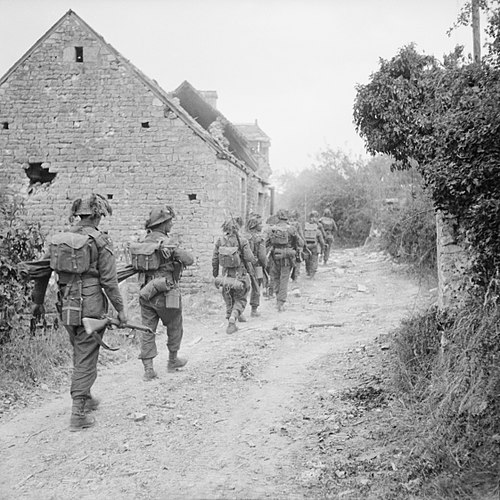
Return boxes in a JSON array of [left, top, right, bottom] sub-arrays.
[[0, 10, 271, 287]]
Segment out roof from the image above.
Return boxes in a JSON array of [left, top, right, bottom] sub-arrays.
[[172, 81, 260, 173], [234, 122, 270, 143], [0, 10, 260, 178]]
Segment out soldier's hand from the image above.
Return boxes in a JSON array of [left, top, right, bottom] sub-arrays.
[[31, 303, 45, 318], [117, 309, 128, 327]]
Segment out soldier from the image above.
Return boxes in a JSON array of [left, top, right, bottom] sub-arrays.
[[289, 209, 305, 289], [319, 208, 338, 265], [130, 207, 194, 381], [265, 209, 302, 312], [213, 217, 256, 334], [304, 210, 326, 278], [245, 214, 267, 317], [31, 194, 127, 431]]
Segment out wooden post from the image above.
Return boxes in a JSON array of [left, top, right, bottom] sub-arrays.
[[472, 0, 481, 63]]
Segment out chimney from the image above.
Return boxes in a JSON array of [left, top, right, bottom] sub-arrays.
[[199, 90, 218, 109]]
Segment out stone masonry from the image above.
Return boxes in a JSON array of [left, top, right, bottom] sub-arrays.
[[0, 11, 270, 289]]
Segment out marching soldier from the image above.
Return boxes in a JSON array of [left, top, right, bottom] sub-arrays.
[[31, 194, 127, 431], [245, 214, 267, 317], [131, 207, 194, 381], [265, 209, 302, 312], [213, 218, 256, 334], [319, 208, 338, 265], [304, 210, 325, 278]]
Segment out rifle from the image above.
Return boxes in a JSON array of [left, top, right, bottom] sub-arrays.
[[82, 317, 153, 351], [230, 213, 260, 291]]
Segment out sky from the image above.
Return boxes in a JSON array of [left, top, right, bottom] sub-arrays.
[[0, 0, 476, 174]]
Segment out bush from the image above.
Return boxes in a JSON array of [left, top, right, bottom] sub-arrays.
[[392, 303, 500, 496]]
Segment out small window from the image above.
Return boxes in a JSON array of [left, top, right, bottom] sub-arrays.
[[26, 163, 57, 186], [107, 194, 113, 200], [188, 193, 197, 201], [75, 47, 83, 63], [2, 122, 8, 130], [141, 122, 150, 128]]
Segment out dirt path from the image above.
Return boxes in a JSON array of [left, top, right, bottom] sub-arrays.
[[0, 247, 432, 499]]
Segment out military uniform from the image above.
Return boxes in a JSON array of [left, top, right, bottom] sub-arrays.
[[245, 216, 267, 317], [135, 207, 193, 380], [319, 209, 338, 265], [213, 219, 256, 334], [265, 209, 302, 311], [289, 210, 304, 285], [304, 211, 325, 278], [32, 194, 126, 431]]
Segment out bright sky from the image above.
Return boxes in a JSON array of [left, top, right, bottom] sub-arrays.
[[0, 0, 474, 174]]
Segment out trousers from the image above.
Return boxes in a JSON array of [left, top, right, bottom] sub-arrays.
[[139, 293, 183, 359], [271, 258, 292, 303]]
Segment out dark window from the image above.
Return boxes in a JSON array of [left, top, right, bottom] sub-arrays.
[[2, 122, 8, 130], [107, 194, 113, 200], [75, 47, 83, 63], [25, 163, 57, 186], [141, 122, 150, 128], [188, 193, 197, 201]]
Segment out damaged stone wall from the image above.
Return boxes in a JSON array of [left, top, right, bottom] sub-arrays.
[[436, 211, 469, 310], [0, 13, 264, 288]]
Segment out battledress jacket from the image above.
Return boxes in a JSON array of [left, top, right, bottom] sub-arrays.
[[139, 230, 194, 285], [212, 233, 256, 278], [32, 219, 124, 319]]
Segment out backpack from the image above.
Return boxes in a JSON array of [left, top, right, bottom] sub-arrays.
[[129, 241, 163, 272], [321, 217, 335, 233], [304, 223, 317, 244], [49, 232, 94, 274], [269, 225, 289, 246], [218, 238, 241, 269]]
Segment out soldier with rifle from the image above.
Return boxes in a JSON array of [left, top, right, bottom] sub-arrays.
[[245, 213, 267, 317], [129, 207, 194, 381], [304, 210, 326, 278], [212, 217, 257, 334], [319, 207, 338, 265], [30, 194, 127, 431], [265, 209, 302, 312]]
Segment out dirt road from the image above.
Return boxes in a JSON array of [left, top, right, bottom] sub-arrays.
[[0, 247, 432, 499]]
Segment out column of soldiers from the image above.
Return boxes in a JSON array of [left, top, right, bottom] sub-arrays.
[[29, 195, 336, 431]]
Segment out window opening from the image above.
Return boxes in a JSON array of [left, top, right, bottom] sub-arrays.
[[2, 122, 8, 130], [141, 122, 150, 128], [75, 47, 83, 63], [188, 193, 197, 201], [107, 194, 113, 200], [26, 163, 57, 186]]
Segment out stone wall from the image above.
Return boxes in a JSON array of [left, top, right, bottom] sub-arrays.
[[0, 14, 268, 289]]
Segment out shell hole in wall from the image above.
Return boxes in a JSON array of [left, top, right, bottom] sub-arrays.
[[2, 122, 8, 130], [25, 163, 57, 190], [107, 194, 113, 200], [141, 122, 150, 128], [75, 46, 83, 63], [188, 193, 197, 201]]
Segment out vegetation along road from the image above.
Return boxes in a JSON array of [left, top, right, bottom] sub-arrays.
[[0, 247, 433, 499]]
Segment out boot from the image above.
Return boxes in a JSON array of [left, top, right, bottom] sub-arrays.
[[238, 314, 247, 323], [226, 317, 238, 335], [277, 301, 286, 312], [70, 397, 96, 432], [251, 307, 260, 318], [85, 394, 100, 412], [167, 351, 188, 372], [142, 358, 158, 381]]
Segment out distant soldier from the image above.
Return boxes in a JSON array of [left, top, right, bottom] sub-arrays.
[[265, 209, 302, 312], [245, 214, 267, 317], [304, 210, 325, 278], [213, 218, 256, 334], [319, 208, 338, 265], [130, 207, 194, 381], [263, 213, 279, 298], [289, 209, 305, 288], [31, 194, 127, 431]]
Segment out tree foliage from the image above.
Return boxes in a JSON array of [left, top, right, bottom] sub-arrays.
[[353, 8, 500, 298], [0, 190, 45, 343]]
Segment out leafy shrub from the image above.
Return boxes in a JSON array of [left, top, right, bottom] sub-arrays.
[[0, 191, 44, 343]]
